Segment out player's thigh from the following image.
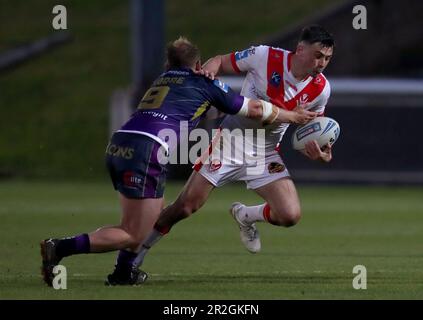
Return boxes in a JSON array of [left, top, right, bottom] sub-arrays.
[[254, 177, 301, 221], [119, 195, 163, 238]]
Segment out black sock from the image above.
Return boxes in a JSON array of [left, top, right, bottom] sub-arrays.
[[114, 250, 137, 275], [56, 233, 90, 258]]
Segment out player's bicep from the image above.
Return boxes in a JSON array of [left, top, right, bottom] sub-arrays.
[[209, 79, 243, 115], [230, 45, 267, 74], [220, 54, 238, 74]]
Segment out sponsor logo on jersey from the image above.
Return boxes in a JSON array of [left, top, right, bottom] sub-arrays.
[[268, 162, 285, 174], [299, 93, 309, 104], [209, 160, 222, 172], [123, 171, 143, 187], [213, 79, 229, 93], [106, 144, 134, 159], [234, 47, 255, 61], [296, 122, 321, 141], [270, 71, 281, 87], [141, 111, 168, 121]]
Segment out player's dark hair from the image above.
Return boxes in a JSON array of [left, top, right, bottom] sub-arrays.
[[299, 25, 334, 48], [166, 37, 200, 69]]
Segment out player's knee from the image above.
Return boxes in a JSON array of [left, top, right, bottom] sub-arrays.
[[272, 206, 301, 227], [283, 206, 301, 227], [119, 224, 144, 247], [121, 232, 140, 248], [285, 213, 301, 227]]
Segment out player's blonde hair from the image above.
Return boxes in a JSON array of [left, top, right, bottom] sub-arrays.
[[166, 36, 200, 70]]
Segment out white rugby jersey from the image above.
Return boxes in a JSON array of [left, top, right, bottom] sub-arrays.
[[221, 45, 331, 154]]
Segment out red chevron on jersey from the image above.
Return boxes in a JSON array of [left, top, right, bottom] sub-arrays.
[[266, 48, 285, 108], [266, 48, 326, 111], [283, 74, 326, 110]]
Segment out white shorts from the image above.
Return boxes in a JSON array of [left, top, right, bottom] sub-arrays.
[[195, 152, 290, 190]]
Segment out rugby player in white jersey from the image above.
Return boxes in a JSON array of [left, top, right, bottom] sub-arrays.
[[132, 25, 334, 274]]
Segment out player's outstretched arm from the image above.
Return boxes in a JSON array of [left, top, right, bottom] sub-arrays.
[[236, 98, 278, 123], [273, 104, 317, 125], [238, 98, 317, 125]]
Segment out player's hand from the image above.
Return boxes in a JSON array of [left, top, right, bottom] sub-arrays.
[[290, 103, 318, 124], [193, 68, 215, 80], [303, 140, 332, 163]]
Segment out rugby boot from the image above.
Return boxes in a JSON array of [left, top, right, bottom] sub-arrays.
[[40, 238, 62, 286], [105, 266, 148, 286], [230, 202, 261, 253]]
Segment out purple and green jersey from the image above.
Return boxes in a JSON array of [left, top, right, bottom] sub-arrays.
[[119, 68, 244, 152]]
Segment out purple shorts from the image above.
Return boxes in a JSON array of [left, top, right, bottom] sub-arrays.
[[105, 132, 168, 199]]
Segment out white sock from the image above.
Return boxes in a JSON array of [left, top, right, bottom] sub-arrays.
[[133, 228, 163, 268], [240, 204, 266, 224]]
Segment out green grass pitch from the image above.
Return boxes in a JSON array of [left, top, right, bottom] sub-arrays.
[[1, 181, 422, 299]]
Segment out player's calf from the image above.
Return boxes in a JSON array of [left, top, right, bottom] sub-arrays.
[[177, 195, 204, 218], [157, 197, 202, 227]]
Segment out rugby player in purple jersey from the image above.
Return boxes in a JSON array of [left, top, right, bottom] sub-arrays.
[[40, 37, 316, 286]]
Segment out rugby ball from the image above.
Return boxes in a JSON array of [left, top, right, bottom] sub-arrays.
[[292, 117, 340, 151]]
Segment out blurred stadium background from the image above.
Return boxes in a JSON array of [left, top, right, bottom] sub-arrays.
[[1, 0, 423, 299]]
